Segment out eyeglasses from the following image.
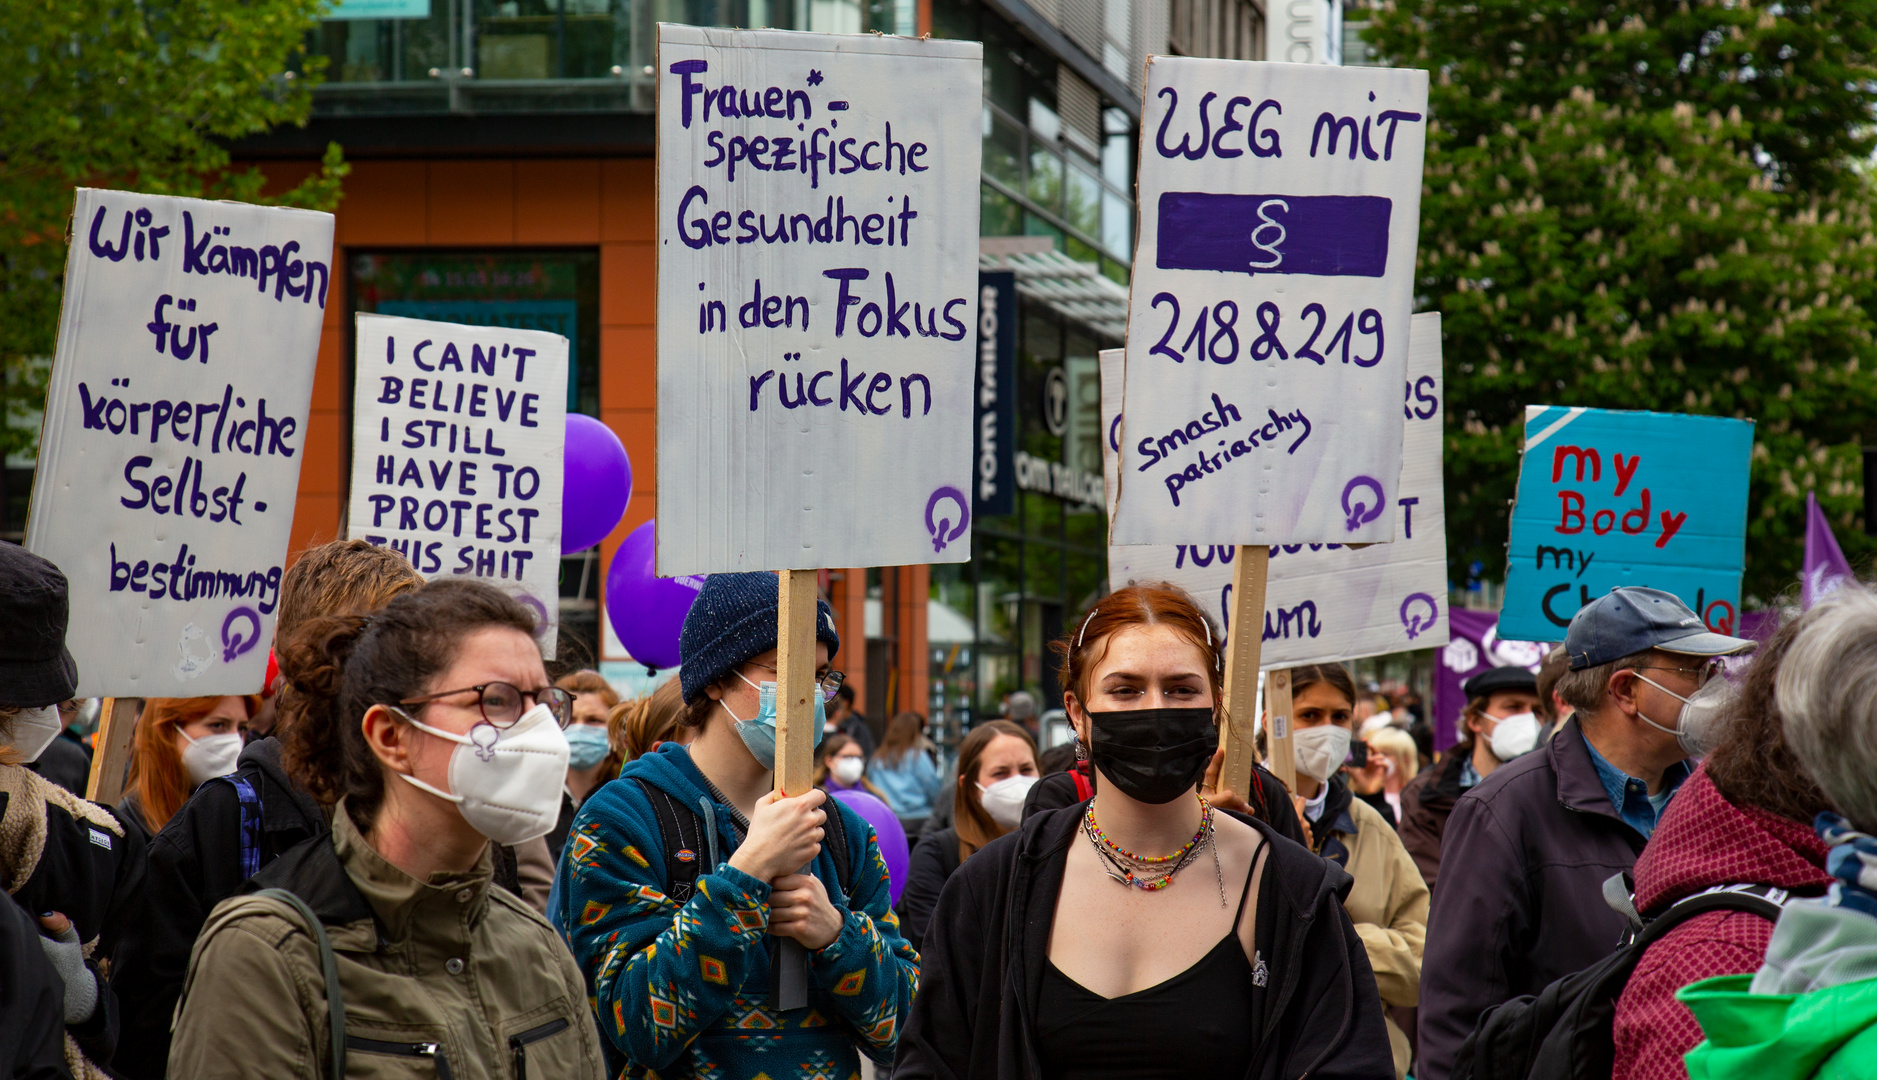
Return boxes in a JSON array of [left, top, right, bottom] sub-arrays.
[[743, 663, 846, 703], [399, 682, 574, 729], [1632, 658, 1726, 687]]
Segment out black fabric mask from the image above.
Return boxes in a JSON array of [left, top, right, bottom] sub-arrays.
[[1085, 707, 1219, 805]]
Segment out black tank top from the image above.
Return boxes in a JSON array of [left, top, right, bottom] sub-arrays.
[[1035, 840, 1270, 1079]]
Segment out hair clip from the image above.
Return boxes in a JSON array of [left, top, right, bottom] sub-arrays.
[[1077, 608, 1100, 650]]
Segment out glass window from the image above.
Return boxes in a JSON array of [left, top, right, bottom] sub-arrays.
[[1102, 190, 1133, 260], [1023, 213, 1064, 250], [1065, 160, 1102, 238], [1103, 106, 1135, 190], [984, 108, 1024, 190], [1027, 144, 1063, 211], [981, 185, 1022, 236]]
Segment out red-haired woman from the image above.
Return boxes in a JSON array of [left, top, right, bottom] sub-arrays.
[[118, 695, 258, 842], [898, 583, 1393, 1079]]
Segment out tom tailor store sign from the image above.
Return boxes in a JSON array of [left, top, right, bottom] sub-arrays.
[[1016, 451, 1103, 507]]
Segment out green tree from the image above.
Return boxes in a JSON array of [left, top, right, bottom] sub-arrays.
[[0, 0, 345, 461], [1368, 0, 1877, 604]]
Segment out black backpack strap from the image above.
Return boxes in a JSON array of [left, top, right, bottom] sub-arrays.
[[823, 797, 853, 901], [635, 778, 706, 904], [1633, 886, 1787, 948]]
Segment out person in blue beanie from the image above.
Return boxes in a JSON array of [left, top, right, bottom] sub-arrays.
[[553, 571, 919, 1080]]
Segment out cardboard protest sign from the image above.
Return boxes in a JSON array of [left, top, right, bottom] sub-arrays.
[[1112, 59, 1428, 548], [1104, 311, 1449, 664], [348, 313, 568, 654], [656, 25, 983, 576], [1499, 406, 1753, 641], [25, 188, 332, 697]]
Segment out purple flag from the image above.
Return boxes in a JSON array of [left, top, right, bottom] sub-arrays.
[[1803, 492, 1855, 609], [1433, 609, 1550, 751]]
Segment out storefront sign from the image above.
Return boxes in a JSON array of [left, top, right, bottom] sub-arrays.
[[655, 25, 983, 574], [25, 189, 332, 696], [348, 313, 568, 654], [1499, 406, 1753, 640], [975, 270, 1016, 518], [1111, 58, 1427, 548], [1103, 312, 1449, 665]]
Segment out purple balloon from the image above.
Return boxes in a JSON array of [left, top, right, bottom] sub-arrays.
[[830, 789, 910, 905], [605, 519, 700, 671], [562, 414, 632, 554]]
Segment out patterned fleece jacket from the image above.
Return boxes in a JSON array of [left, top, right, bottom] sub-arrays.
[[552, 742, 919, 1080], [1612, 763, 1832, 1080]]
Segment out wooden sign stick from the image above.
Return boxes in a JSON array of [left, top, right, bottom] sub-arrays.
[[86, 697, 139, 805], [1220, 547, 1296, 796], [770, 567, 820, 1011]]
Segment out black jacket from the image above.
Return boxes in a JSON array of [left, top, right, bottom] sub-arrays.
[[894, 804, 1396, 1080], [26, 732, 91, 798], [1022, 762, 1310, 848], [1398, 751, 1469, 891], [896, 825, 963, 950], [0, 767, 144, 1071], [1415, 717, 1652, 1080], [1, 895, 68, 1080], [107, 736, 325, 1080]]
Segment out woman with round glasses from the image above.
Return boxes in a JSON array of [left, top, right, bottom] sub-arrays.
[[553, 572, 919, 1080], [168, 578, 605, 1078]]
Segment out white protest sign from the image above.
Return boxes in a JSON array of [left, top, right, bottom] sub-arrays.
[[25, 188, 332, 696], [656, 25, 982, 575], [1112, 59, 1428, 548], [1104, 311, 1449, 665], [348, 313, 567, 655]]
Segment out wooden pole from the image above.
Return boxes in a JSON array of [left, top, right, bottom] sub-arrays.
[[1263, 668, 1296, 794], [85, 697, 139, 805], [1221, 546, 1292, 795], [770, 568, 820, 1012], [773, 568, 820, 798]]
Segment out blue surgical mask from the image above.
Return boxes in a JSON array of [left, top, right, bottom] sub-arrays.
[[565, 724, 611, 771], [721, 671, 827, 771]]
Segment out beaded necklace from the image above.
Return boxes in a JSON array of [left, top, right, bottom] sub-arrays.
[[1081, 796, 1226, 905]]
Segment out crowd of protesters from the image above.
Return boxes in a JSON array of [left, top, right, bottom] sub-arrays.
[[10, 541, 1877, 1080]]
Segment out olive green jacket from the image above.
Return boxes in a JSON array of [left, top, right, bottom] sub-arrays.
[[169, 803, 604, 1080]]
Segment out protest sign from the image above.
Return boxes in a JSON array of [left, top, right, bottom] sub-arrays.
[[348, 313, 567, 655], [656, 25, 983, 578], [1104, 311, 1449, 665], [1499, 407, 1753, 641], [26, 188, 331, 701], [1111, 58, 1428, 548]]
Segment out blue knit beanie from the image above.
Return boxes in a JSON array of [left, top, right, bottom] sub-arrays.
[[679, 572, 840, 704]]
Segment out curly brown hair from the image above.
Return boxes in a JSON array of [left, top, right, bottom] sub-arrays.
[[279, 579, 537, 832], [1703, 613, 1834, 825]]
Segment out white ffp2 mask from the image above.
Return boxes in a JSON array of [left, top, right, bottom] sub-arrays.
[[396, 702, 570, 845], [977, 774, 1038, 829], [1488, 712, 1543, 762], [8, 706, 64, 764], [1293, 725, 1353, 783], [181, 730, 244, 786]]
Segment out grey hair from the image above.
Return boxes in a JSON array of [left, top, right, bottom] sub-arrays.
[[1553, 649, 1657, 715], [1776, 586, 1877, 833], [1005, 690, 1037, 720]]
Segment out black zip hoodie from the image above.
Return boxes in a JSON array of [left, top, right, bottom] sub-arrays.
[[893, 802, 1396, 1080]]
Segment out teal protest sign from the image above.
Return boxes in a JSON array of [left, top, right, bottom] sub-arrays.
[[1499, 406, 1754, 641]]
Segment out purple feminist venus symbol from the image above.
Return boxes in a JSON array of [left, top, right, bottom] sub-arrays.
[[1341, 476, 1386, 532], [1399, 593, 1440, 640], [514, 591, 551, 632], [221, 607, 263, 663], [925, 486, 971, 552]]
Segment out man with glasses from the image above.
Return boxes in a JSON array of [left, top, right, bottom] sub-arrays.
[[1417, 587, 1754, 1080]]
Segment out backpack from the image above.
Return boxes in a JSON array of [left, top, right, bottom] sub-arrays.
[[634, 778, 854, 904], [1451, 877, 1790, 1080]]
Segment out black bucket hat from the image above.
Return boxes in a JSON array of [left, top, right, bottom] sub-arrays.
[[0, 544, 79, 707]]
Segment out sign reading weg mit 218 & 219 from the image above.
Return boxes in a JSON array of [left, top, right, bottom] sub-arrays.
[[1112, 59, 1428, 549]]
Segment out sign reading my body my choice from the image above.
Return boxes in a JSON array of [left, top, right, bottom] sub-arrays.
[[1499, 407, 1754, 641], [349, 314, 568, 655], [656, 25, 983, 575], [1103, 312, 1450, 666], [26, 188, 331, 697], [1112, 59, 1428, 548]]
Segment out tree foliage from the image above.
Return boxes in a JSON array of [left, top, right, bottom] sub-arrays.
[[1367, 0, 1877, 603], [0, 0, 345, 460]]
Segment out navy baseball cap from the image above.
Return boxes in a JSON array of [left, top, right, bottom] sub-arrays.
[[1565, 586, 1754, 670], [1463, 666, 1537, 700]]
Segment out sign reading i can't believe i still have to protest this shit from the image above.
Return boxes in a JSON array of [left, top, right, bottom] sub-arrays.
[[1499, 406, 1754, 642], [1102, 312, 1450, 666], [655, 24, 983, 576], [25, 188, 332, 697], [1112, 59, 1428, 549], [348, 313, 568, 656]]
